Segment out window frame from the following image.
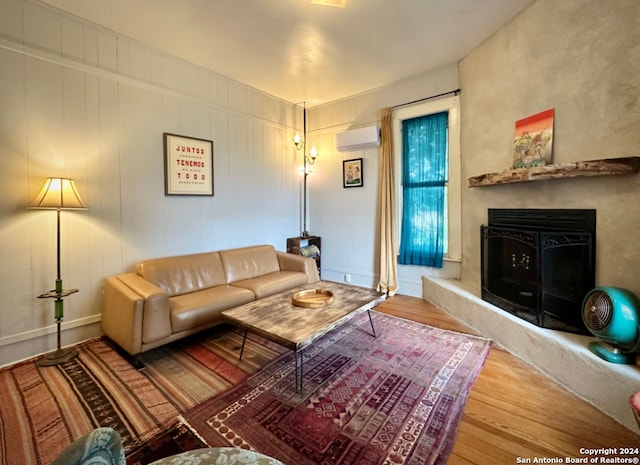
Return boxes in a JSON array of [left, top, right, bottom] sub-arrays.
[[393, 95, 461, 263]]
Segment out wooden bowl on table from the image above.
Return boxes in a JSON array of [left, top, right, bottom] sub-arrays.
[[292, 289, 334, 308]]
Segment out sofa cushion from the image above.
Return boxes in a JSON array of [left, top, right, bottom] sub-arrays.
[[231, 271, 309, 299], [219, 245, 280, 284], [170, 285, 254, 333], [137, 252, 226, 296]]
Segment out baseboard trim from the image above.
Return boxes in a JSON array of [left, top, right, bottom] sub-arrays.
[[0, 314, 102, 348]]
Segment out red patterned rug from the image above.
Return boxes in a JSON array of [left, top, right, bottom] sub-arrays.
[[183, 312, 492, 465], [0, 330, 282, 465], [0, 338, 179, 465]]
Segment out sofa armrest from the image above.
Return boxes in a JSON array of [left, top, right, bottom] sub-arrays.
[[276, 251, 320, 283], [101, 273, 171, 355]]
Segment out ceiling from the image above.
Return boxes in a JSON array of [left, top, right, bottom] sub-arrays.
[[39, 0, 534, 106]]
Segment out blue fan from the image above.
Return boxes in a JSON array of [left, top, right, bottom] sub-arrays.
[[582, 287, 640, 364]]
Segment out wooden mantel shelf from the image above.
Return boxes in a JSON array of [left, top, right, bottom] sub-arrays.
[[468, 157, 640, 187]]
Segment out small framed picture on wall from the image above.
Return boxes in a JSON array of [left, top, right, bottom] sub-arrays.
[[163, 132, 214, 196], [343, 158, 363, 188]]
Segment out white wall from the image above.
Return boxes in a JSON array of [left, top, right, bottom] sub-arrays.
[[307, 65, 461, 296], [0, 0, 302, 366]]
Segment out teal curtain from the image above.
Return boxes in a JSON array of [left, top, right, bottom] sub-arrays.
[[398, 111, 448, 267]]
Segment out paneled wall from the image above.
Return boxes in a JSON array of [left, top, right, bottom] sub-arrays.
[[0, 0, 301, 366]]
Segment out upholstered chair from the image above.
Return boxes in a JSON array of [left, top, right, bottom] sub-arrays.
[[149, 447, 285, 465], [50, 427, 125, 465], [50, 427, 285, 465]]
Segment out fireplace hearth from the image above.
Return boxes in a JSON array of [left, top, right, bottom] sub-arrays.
[[481, 209, 595, 334]]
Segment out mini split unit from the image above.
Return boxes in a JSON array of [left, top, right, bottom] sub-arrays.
[[335, 126, 380, 152]]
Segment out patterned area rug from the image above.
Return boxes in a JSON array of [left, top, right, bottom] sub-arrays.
[[138, 326, 286, 409], [183, 312, 492, 465], [0, 328, 283, 465], [0, 338, 179, 465]]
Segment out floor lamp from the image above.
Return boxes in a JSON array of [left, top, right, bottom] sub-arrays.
[[293, 102, 318, 237], [29, 177, 87, 367]]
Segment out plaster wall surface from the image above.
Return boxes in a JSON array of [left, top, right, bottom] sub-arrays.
[[446, 0, 640, 433], [458, 0, 640, 296]]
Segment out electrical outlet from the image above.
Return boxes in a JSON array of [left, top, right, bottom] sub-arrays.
[[344, 273, 351, 283]]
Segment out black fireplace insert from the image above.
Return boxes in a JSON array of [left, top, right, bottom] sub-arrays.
[[481, 209, 595, 334]]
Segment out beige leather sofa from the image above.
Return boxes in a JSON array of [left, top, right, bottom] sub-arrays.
[[101, 244, 320, 355]]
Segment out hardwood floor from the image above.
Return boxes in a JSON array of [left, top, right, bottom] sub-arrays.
[[376, 294, 640, 464]]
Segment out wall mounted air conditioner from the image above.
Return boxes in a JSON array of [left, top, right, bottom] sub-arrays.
[[335, 126, 380, 152]]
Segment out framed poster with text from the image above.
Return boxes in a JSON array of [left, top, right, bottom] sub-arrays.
[[163, 132, 214, 196]]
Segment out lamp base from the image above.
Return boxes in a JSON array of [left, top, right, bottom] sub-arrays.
[[36, 347, 78, 367]]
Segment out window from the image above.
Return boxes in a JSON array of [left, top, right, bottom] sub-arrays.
[[398, 111, 448, 266], [393, 96, 461, 267]]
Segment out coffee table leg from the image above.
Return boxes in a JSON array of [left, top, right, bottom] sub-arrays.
[[367, 310, 377, 337], [239, 330, 248, 360], [294, 350, 303, 393]]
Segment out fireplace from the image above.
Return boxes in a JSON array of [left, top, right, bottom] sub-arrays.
[[481, 209, 595, 334]]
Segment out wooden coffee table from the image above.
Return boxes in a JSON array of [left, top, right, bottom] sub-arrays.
[[221, 281, 386, 391]]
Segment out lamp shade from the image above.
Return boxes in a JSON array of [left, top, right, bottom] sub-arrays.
[[29, 178, 87, 210]]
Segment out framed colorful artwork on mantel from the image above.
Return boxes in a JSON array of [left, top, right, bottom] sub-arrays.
[[163, 133, 214, 196], [512, 108, 554, 169]]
